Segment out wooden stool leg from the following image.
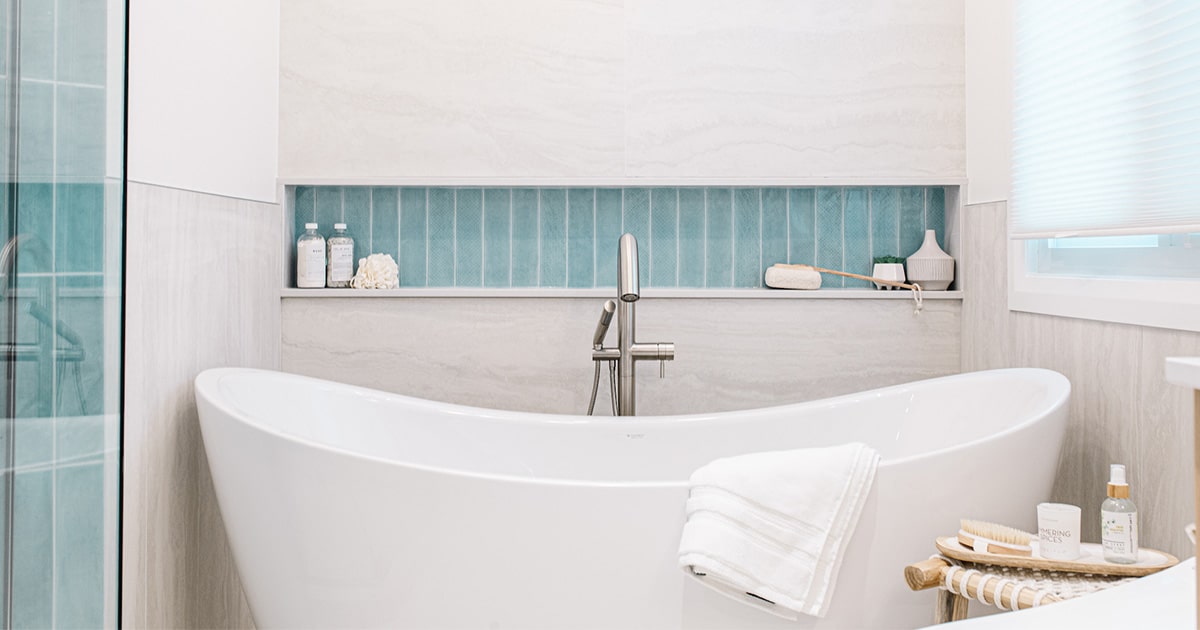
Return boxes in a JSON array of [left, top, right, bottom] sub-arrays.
[[934, 589, 969, 624]]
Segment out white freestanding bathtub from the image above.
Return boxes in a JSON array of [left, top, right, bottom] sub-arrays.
[[195, 368, 1069, 630]]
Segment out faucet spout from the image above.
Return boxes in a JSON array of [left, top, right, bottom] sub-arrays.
[[618, 233, 639, 303]]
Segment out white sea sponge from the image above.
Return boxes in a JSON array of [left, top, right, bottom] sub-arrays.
[[350, 253, 399, 289]]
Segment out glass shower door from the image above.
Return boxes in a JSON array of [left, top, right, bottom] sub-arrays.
[[1, 0, 124, 627]]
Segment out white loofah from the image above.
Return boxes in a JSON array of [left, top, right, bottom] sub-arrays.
[[350, 253, 400, 289], [764, 265, 822, 290]]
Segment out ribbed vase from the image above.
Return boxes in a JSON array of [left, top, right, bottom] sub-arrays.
[[905, 230, 954, 291]]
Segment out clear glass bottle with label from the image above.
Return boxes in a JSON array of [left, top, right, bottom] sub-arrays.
[[1100, 464, 1138, 564], [326, 223, 355, 288], [296, 223, 326, 288]]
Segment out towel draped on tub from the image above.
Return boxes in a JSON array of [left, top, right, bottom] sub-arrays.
[[677, 442, 880, 620]]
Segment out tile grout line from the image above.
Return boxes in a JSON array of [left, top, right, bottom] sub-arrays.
[[591, 188, 597, 287], [867, 188, 874, 272], [675, 188, 681, 287], [479, 188, 485, 286], [757, 188, 764, 288], [509, 189, 514, 288], [424, 188, 430, 286], [536, 190, 542, 287], [565, 189, 571, 288], [728, 190, 734, 289], [840, 189, 846, 287], [403, 186, 408, 280], [786, 188, 791, 264], [703, 189, 708, 287]]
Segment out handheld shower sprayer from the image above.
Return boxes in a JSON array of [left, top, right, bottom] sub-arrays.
[[592, 300, 616, 349]]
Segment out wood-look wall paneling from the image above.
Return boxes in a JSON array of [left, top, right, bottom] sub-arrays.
[[961, 201, 1200, 559], [280, 297, 961, 416], [279, 0, 965, 180], [123, 182, 281, 629]]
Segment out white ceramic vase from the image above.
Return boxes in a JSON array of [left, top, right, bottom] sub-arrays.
[[905, 230, 954, 291], [871, 263, 906, 290]]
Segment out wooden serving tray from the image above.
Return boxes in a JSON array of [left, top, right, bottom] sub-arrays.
[[935, 536, 1179, 577]]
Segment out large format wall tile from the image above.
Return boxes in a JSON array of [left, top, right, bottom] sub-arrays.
[[281, 297, 960, 416], [279, 1, 965, 180], [625, 0, 964, 178], [280, 0, 624, 179], [961, 201, 1200, 559], [124, 183, 281, 629]]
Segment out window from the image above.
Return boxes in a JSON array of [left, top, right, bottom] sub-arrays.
[[1009, 1, 1200, 332]]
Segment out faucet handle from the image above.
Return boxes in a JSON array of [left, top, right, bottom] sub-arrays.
[[659, 359, 665, 379]]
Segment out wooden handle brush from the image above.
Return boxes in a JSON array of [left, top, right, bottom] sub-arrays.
[[772, 263, 923, 291]]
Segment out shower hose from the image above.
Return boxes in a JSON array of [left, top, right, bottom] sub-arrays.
[[586, 360, 618, 416]]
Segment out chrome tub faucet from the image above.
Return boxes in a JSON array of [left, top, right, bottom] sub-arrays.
[[591, 233, 674, 416]]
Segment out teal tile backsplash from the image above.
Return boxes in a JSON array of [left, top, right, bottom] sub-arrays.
[[293, 186, 948, 289]]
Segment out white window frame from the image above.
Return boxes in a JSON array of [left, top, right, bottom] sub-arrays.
[[1008, 240, 1200, 332]]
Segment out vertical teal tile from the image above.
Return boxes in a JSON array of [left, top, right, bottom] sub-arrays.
[[899, 187, 926, 258], [705, 188, 733, 287], [55, 464, 104, 630], [539, 189, 566, 287], [567, 188, 594, 288], [677, 188, 705, 288], [56, 86, 105, 178], [622, 188, 650, 286], [762, 188, 787, 269], [343, 187, 371, 264], [20, 0, 54, 80], [294, 186, 316, 245], [55, 183, 104, 273], [484, 188, 512, 287], [869, 187, 900, 259], [594, 189, 622, 287], [399, 188, 427, 286], [816, 188, 844, 287], [18, 81, 53, 178], [454, 189, 483, 287], [370, 187, 399, 263], [57, 0, 106, 85], [650, 188, 678, 287], [12, 471, 52, 630], [427, 188, 455, 286], [733, 188, 762, 287], [511, 189, 538, 286], [927, 187, 946, 249], [843, 189, 871, 287], [315, 187, 343, 233], [788, 189, 815, 265], [16, 184, 53, 273]]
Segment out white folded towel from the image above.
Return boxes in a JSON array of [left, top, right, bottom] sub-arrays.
[[677, 442, 879, 619]]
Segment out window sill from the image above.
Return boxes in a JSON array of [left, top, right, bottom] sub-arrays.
[[1008, 241, 1200, 333]]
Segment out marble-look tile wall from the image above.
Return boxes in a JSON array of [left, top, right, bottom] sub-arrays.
[[292, 186, 948, 289], [962, 201, 1200, 560], [279, 0, 964, 179], [124, 183, 281, 629], [281, 297, 960, 416]]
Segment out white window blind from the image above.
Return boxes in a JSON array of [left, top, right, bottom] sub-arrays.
[[1010, 0, 1200, 240]]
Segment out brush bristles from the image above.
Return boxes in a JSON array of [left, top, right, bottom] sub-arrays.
[[960, 519, 1033, 546]]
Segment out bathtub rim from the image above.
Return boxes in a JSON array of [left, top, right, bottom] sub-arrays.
[[194, 367, 1070, 490]]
